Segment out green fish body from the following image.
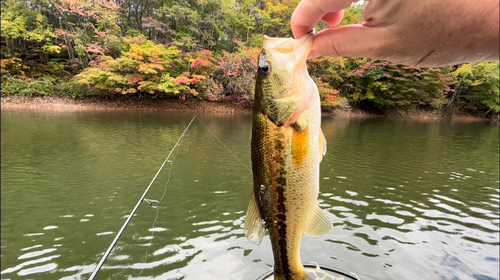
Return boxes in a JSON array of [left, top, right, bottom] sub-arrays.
[[245, 32, 333, 280]]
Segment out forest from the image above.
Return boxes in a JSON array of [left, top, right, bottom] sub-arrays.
[[1, 0, 499, 117]]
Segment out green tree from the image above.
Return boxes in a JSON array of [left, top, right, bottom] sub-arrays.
[[1, 0, 56, 59], [451, 61, 500, 114], [339, 2, 365, 26]]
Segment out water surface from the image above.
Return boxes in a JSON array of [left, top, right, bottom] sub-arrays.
[[1, 109, 498, 280]]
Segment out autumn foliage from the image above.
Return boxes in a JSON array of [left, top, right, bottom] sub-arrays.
[[1, 0, 498, 116]]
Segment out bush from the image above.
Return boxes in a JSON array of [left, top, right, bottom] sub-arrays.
[[452, 61, 499, 113], [341, 61, 452, 111], [73, 36, 261, 102], [212, 41, 260, 101], [1, 57, 29, 77], [1, 75, 55, 96], [74, 35, 182, 95], [55, 80, 104, 98]]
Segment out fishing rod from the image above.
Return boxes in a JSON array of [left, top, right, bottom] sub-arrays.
[[88, 116, 196, 280]]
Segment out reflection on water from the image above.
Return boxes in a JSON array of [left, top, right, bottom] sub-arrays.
[[1, 109, 499, 280]]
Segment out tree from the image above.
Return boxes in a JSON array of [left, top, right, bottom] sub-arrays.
[[1, 0, 56, 60], [452, 61, 500, 114], [51, 0, 123, 67]]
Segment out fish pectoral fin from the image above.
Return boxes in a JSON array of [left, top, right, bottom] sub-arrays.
[[244, 192, 266, 245], [319, 128, 327, 162], [304, 204, 333, 237]]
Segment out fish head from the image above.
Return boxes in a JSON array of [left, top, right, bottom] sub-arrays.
[[256, 31, 314, 101]]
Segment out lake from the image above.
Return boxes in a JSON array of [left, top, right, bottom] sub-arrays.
[[1, 108, 499, 280]]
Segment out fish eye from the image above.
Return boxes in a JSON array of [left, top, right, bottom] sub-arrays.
[[259, 62, 271, 76]]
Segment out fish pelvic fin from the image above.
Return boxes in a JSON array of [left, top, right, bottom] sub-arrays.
[[305, 204, 333, 237], [319, 128, 327, 162], [244, 192, 266, 245]]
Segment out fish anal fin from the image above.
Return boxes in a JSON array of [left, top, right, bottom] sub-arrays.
[[244, 192, 266, 245], [319, 128, 327, 162], [305, 204, 333, 237]]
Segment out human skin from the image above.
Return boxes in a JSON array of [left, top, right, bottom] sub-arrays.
[[291, 0, 500, 67]]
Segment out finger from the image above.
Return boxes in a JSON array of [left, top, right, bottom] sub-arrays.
[[308, 24, 386, 59], [321, 11, 344, 27], [291, 0, 355, 39]]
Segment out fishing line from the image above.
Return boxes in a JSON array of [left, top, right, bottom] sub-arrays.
[[89, 115, 251, 279], [137, 116, 251, 277], [88, 116, 196, 280], [195, 117, 252, 174], [137, 138, 183, 277]]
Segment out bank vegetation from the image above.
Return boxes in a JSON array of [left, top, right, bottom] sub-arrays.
[[1, 0, 498, 119]]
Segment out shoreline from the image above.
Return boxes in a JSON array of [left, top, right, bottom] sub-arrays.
[[0, 95, 253, 113], [1, 95, 497, 123]]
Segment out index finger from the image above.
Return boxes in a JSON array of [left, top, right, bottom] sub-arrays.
[[291, 0, 356, 39]]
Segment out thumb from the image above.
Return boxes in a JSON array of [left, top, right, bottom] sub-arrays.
[[308, 24, 387, 59]]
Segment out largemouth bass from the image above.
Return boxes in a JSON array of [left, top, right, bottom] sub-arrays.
[[244, 32, 333, 280]]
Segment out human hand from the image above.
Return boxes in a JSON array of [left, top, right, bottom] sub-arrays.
[[291, 0, 499, 67]]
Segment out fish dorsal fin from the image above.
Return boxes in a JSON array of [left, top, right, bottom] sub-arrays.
[[304, 204, 333, 237], [319, 128, 327, 162], [244, 192, 266, 245]]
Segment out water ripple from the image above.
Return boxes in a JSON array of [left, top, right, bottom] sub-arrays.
[[18, 249, 57, 260], [1, 255, 60, 275], [2, 111, 498, 280], [18, 263, 58, 276]]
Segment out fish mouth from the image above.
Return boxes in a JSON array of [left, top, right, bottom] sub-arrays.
[[261, 30, 315, 72], [262, 30, 315, 54]]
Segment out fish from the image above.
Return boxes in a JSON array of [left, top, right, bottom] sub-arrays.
[[244, 31, 333, 280]]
